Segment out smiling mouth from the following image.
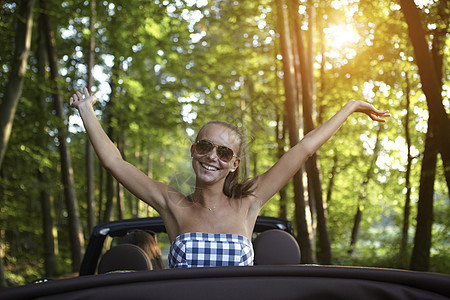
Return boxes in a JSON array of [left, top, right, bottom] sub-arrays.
[[200, 162, 219, 171]]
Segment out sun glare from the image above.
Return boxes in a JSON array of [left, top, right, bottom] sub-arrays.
[[323, 24, 361, 62], [324, 24, 360, 49]]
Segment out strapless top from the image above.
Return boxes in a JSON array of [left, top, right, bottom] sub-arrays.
[[168, 232, 254, 268]]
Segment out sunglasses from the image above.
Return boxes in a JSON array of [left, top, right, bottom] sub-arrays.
[[193, 140, 237, 162]]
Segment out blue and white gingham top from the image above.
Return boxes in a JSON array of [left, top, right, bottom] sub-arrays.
[[168, 232, 254, 268]]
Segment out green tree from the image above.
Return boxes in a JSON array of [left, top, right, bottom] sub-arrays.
[[276, 0, 313, 263], [41, 2, 85, 272], [0, 0, 35, 170], [0, 0, 36, 287]]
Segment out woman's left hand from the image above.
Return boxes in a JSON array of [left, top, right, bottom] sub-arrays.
[[351, 100, 391, 122]]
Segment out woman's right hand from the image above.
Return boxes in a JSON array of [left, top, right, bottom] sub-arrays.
[[69, 87, 97, 109]]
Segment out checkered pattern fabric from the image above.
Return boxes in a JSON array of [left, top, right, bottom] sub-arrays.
[[168, 232, 254, 268]]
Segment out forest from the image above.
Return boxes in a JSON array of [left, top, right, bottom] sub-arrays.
[[0, 0, 449, 287]]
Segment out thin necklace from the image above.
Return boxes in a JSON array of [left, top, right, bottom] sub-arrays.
[[189, 195, 217, 211], [198, 202, 216, 211]]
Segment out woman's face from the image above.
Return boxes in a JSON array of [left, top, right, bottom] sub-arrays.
[[191, 123, 241, 185]]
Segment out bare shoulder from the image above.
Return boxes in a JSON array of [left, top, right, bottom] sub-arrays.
[[149, 182, 187, 210]]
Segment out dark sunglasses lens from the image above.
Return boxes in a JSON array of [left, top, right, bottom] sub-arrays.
[[195, 140, 234, 162], [217, 146, 234, 162], [195, 140, 213, 154]]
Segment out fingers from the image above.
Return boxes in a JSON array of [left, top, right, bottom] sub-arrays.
[[375, 110, 390, 116], [372, 116, 386, 122], [377, 110, 391, 119], [69, 89, 85, 107], [69, 93, 79, 107], [69, 87, 97, 109], [370, 110, 390, 122]]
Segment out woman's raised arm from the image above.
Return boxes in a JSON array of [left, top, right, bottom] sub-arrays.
[[253, 100, 390, 207], [70, 87, 170, 212]]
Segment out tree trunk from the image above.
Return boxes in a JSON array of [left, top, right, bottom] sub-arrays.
[[410, 119, 437, 271], [308, 161, 331, 264], [42, 6, 84, 272], [401, 0, 447, 272], [117, 182, 125, 220], [302, 3, 316, 248], [129, 150, 140, 217], [307, 0, 315, 99], [273, 41, 288, 220], [102, 62, 119, 222], [289, 0, 331, 264], [400, 72, 412, 268], [286, 1, 315, 255], [117, 127, 125, 220], [0, 257, 5, 289], [348, 207, 362, 255], [325, 153, 338, 208], [37, 13, 57, 277], [400, 0, 450, 193], [0, 218, 6, 287], [348, 127, 382, 254], [317, 19, 326, 125], [97, 161, 105, 223], [146, 144, 154, 217], [103, 119, 117, 222], [276, 0, 314, 263], [286, 5, 302, 116], [85, 0, 97, 233], [239, 77, 251, 179], [0, 0, 35, 169], [0, 225, 6, 288], [103, 171, 116, 222], [39, 177, 57, 277], [276, 112, 288, 220]]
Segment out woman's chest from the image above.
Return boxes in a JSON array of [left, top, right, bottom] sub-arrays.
[[175, 202, 252, 237]]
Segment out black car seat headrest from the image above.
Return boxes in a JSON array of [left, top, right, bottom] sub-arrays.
[[97, 243, 153, 274], [253, 229, 301, 265]]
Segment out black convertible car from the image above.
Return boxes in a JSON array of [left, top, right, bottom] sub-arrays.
[[1, 216, 449, 299]]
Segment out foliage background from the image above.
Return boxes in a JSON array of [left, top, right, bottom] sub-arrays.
[[0, 0, 448, 286]]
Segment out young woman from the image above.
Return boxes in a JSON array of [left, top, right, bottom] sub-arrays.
[[70, 87, 390, 268]]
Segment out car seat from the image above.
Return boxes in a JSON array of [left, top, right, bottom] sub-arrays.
[[97, 243, 153, 274], [253, 229, 301, 265]]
